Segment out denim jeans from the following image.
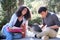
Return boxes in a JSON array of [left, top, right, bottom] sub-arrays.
[[1, 26, 22, 40]]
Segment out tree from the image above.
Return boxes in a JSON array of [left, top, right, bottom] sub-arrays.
[[18, 0, 24, 6], [16, 0, 24, 8], [1, 0, 17, 22], [0, 0, 17, 30], [48, 0, 60, 13]]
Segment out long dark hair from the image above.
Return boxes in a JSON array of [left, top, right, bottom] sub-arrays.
[[16, 6, 31, 20]]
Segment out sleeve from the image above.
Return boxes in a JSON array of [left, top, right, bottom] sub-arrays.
[[52, 14, 60, 27], [8, 14, 16, 27], [25, 20, 28, 30], [23, 20, 28, 30]]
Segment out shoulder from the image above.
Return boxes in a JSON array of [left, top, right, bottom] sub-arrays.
[[12, 13, 17, 17], [11, 13, 17, 19], [49, 12, 58, 19], [49, 12, 56, 17]]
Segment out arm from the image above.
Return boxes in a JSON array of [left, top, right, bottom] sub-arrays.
[[24, 20, 28, 31], [50, 25, 59, 29], [8, 13, 17, 27], [50, 14, 60, 29], [20, 20, 28, 37], [40, 19, 46, 29]]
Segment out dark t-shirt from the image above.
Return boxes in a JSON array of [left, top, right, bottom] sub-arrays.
[[43, 12, 60, 32], [14, 19, 23, 27]]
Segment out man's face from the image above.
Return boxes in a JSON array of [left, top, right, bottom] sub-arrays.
[[40, 11, 48, 18]]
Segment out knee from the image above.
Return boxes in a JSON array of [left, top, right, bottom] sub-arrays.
[[6, 33, 12, 37], [4, 30, 12, 37], [5, 30, 13, 38], [6, 34, 13, 40], [43, 27, 51, 32], [5, 34, 13, 40], [42, 36, 49, 40]]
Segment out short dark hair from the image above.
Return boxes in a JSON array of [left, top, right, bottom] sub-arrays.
[[16, 6, 31, 20], [38, 7, 47, 14]]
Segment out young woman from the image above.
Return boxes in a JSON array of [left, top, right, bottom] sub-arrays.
[[1, 5, 31, 40]]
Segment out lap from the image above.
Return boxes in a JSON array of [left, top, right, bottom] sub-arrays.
[[1, 26, 22, 38], [43, 27, 57, 38]]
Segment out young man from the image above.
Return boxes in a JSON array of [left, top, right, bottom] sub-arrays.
[[35, 7, 60, 40]]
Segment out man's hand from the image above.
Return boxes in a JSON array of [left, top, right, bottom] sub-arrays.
[[41, 25, 47, 30], [50, 25, 59, 29], [39, 25, 44, 29]]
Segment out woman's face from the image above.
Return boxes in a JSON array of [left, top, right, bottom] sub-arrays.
[[22, 8, 27, 16]]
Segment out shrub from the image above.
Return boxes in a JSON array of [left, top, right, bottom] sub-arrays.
[[28, 17, 42, 26]]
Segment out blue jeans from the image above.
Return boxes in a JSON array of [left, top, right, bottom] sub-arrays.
[[2, 27, 22, 40]]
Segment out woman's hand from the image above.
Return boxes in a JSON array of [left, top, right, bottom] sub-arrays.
[[21, 24, 25, 27]]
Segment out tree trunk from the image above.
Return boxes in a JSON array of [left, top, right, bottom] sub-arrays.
[[17, 0, 24, 6]]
